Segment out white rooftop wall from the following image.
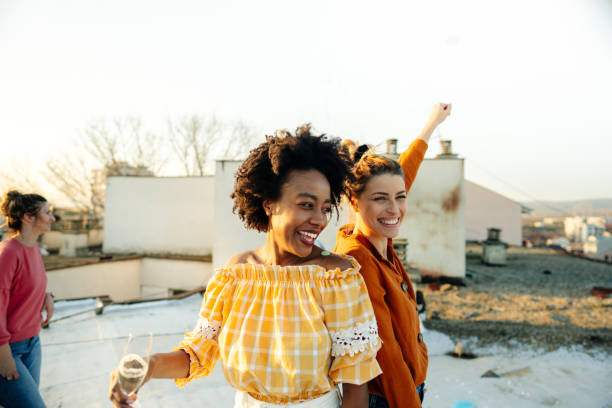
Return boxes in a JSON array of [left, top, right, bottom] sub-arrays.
[[399, 158, 466, 278], [47, 257, 213, 302], [104, 176, 214, 255], [465, 180, 522, 246], [213, 161, 266, 265]]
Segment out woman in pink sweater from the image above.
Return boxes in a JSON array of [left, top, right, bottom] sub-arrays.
[[0, 190, 56, 408]]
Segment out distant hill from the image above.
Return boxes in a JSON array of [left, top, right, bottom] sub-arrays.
[[523, 198, 612, 216]]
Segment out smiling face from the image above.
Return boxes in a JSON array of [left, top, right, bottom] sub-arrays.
[[353, 173, 407, 240], [265, 169, 333, 259]]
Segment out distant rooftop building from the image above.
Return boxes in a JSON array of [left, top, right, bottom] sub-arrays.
[[564, 216, 606, 243], [584, 234, 612, 261], [105, 161, 155, 177], [465, 180, 522, 246]]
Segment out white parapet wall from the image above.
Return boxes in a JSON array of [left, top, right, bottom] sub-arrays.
[[60, 232, 89, 257], [46, 256, 213, 302], [104, 176, 215, 255], [140, 257, 214, 292], [213, 160, 267, 266], [88, 228, 104, 247], [47, 258, 142, 301], [41, 231, 63, 252]]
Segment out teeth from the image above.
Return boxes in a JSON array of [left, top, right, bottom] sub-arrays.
[[299, 231, 317, 239], [380, 219, 399, 225]]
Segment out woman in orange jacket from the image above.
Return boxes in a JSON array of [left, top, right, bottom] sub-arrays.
[[334, 103, 451, 408]]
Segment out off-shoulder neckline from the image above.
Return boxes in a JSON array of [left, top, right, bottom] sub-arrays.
[[216, 254, 360, 276]]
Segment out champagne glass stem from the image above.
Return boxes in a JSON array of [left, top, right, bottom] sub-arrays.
[[123, 333, 133, 356]]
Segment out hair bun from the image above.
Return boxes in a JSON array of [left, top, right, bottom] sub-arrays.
[[339, 140, 372, 164], [353, 144, 371, 163], [1, 190, 23, 217], [5, 190, 22, 200]]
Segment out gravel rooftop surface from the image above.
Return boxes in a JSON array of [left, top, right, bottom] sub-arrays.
[[420, 245, 612, 352]]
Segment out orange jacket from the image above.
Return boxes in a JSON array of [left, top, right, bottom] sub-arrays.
[[334, 139, 428, 408]]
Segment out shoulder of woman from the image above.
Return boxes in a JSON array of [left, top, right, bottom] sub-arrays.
[[0, 240, 20, 285], [0, 239, 20, 259], [311, 253, 354, 271], [223, 250, 255, 267]]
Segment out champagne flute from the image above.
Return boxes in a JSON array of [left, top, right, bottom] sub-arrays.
[[117, 333, 153, 407]]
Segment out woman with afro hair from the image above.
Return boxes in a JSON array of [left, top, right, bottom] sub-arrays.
[[110, 125, 382, 408]]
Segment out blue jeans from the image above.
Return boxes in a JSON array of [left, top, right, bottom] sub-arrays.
[[0, 335, 46, 408], [368, 383, 425, 407]]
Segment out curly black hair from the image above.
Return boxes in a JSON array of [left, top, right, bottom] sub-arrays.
[[231, 124, 352, 232]]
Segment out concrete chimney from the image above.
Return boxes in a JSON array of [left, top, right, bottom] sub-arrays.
[[386, 139, 398, 155], [440, 140, 452, 155], [436, 139, 459, 159]]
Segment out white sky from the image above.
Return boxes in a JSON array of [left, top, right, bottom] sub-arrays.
[[1, 0, 611, 203]]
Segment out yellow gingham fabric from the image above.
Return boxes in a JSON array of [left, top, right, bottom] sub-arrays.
[[174, 256, 382, 404]]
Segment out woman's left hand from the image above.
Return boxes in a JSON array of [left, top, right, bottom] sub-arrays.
[[41, 292, 55, 327]]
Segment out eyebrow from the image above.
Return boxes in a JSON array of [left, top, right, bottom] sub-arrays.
[[297, 193, 332, 203], [369, 190, 407, 196]]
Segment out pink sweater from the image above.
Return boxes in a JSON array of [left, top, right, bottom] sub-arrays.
[[0, 238, 47, 345]]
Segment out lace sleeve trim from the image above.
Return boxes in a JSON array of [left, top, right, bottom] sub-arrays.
[[330, 318, 380, 357], [194, 316, 222, 340]]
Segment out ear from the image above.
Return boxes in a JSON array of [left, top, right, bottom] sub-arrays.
[[262, 200, 272, 217], [22, 213, 36, 225]]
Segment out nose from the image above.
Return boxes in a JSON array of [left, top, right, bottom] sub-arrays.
[[310, 208, 326, 227], [387, 199, 400, 215]]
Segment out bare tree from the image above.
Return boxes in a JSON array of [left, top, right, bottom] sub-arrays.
[[168, 115, 258, 176], [220, 120, 258, 160], [45, 154, 102, 217], [81, 116, 167, 175], [42, 114, 257, 219], [45, 116, 166, 218], [168, 115, 222, 176]]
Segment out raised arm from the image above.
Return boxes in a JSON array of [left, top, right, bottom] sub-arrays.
[[399, 102, 452, 192], [417, 102, 452, 144]]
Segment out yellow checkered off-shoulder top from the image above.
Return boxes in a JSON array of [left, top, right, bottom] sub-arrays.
[[174, 255, 382, 404]]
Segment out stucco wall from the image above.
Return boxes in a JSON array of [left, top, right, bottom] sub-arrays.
[[104, 176, 214, 255], [47, 259, 141, 301], [213, 161, 267, 266], [47, 257, 213, 302], [140, 257, 214, 290], [41, 231, 62, 251], [399, 158, 466, 278], [465, 180, 522, 246], [88, 229, 104, 247]]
